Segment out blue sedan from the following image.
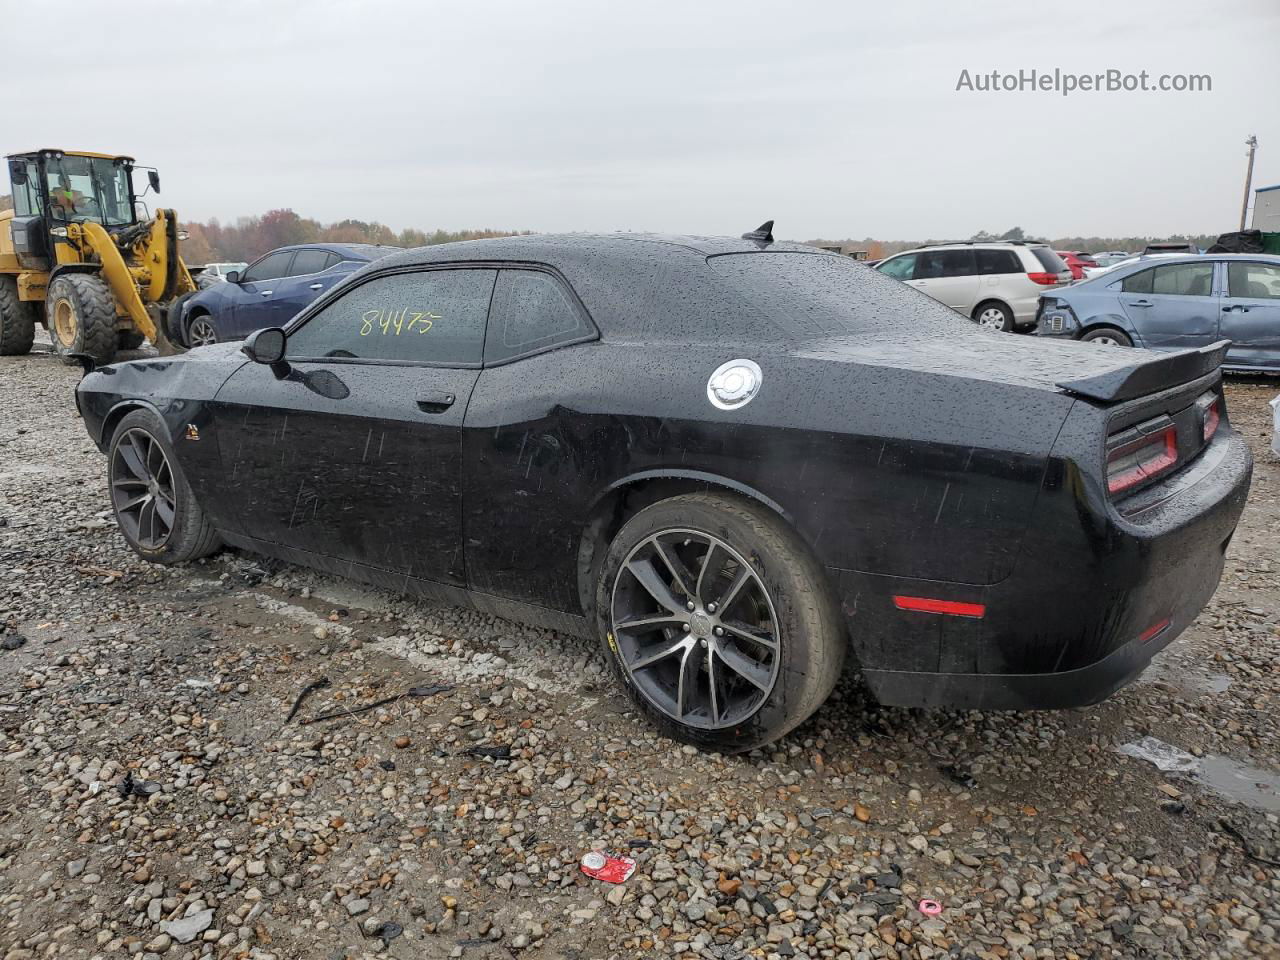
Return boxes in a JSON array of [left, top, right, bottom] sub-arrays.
[[174, 243, 398, 346], [1037, 254, 1280, 372]]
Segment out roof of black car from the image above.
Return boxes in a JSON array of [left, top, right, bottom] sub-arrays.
[[369, 232, 828, 270]]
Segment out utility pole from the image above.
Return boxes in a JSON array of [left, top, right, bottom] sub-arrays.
[[1240, 135, 1258, 230]]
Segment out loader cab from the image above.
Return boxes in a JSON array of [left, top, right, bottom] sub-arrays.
[[6, 149, 144, 270]]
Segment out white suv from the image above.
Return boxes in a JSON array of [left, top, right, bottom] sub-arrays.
[[874, 242, 1072, 331]]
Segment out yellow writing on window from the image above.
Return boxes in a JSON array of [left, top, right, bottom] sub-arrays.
[[359, 308, 441, 336]]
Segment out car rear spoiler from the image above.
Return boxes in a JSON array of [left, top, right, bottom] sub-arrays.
[[1056, 340, 1229, 403]]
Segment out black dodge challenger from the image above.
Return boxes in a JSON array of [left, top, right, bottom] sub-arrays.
[[75, 229, 1253, 751]]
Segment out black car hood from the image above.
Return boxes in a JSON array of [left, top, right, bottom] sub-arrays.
[[791, 333, 1222, 402]]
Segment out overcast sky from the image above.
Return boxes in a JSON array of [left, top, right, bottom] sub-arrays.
[[8, 0, 1278, 240]]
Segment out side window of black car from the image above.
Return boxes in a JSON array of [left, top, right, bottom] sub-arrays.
[[1121, 268, 1154, 294], [285, 268, 497, 365], [484, 270, 593, 364], [242, 251, 294, 283]]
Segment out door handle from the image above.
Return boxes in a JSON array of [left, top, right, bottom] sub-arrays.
[[260, 290, 273, 297], [1129, 300, 1152, 307], [1223, 304, 1249, 313], [309, 282, 323, 290], [416, 391, 456, 413]]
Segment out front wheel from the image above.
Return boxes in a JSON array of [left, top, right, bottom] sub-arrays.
[[1080, 327, 1133, 347], [596, 493, 845, 753], [47, 273, 119, 366], [107, 409, 221, 564]]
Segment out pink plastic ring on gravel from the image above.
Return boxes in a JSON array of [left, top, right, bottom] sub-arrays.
[[918, 899, 943, 916]]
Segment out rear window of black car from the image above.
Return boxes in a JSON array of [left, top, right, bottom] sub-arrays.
[[285, 268, 497, 365], [708, 252, 971, 339]]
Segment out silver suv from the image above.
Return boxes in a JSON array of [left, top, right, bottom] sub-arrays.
[[874, 242, 1072, 331]]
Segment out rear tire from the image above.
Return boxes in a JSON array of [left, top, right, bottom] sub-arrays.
[[46, 273, 118, 366], [595, 492, 845, 753], [0, 276, 38, 356], [107, 409, 222, 564], [973, 301, 1014, 332], [1080, 327, 1133, 347]]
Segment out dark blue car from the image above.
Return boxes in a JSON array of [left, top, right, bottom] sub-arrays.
[[1037, 254, 1280, 371], [175, 243, 398, 346]]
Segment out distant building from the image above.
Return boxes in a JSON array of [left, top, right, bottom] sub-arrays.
[[812, 243, 870, 260], [1254, 184, 1280, 231]]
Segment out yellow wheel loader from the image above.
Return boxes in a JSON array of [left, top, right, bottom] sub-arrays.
[[0, 148, 194, 365]]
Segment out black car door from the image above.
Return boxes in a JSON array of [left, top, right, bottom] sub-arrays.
[[210, 265, 498, 585]]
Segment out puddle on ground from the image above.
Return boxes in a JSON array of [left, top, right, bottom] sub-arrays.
[[1118, 736, 1280, 814], [1139, 657, 1232, 696]]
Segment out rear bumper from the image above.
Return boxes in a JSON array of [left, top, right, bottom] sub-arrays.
[[833, 427, 1252, 711]]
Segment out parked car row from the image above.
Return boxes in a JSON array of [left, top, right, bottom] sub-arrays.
[[873, 241, 1072, 331]]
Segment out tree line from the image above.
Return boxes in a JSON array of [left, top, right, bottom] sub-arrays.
[[0, 196, 1226, 260]]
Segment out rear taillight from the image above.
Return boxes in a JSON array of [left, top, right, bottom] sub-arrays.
[[1200, 396, 1221, 442], [1027, 271, 1060, 285], [1107, 425, 1178, 495]]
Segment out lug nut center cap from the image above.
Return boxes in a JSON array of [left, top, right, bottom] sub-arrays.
[[690, 610, 714, 638]]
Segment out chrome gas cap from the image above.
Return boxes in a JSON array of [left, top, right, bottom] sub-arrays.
[[707, 359, 762, 410]]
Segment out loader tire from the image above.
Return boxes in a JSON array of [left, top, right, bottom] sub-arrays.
[[0, 276, 37, 356], [117, 329, 147, 351], [47, 273, 118, 367]]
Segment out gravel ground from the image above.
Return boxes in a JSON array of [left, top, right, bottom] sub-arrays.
[[1, 343, 1278, 960]]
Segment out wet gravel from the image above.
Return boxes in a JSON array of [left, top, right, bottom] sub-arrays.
[[1, 345, 1278, 960]]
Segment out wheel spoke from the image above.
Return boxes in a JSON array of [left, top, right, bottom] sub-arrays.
[[116, 437, 147, 479], [112, 475, 147, 490], [652, 539, 696, 599], [626, 557, 685, 614], [716, 642, 773, 692], [153, 494, 175, 528], [616, 612, 684, 633], [721, 619, 779, 651], [674, 643, 701, 718], [119, 492, 149, 512], [707, 650, 721, 726], [694, 542, 722, 602], [138, 498, 157, 545], [715, 565, 753, 616], [629, 636, 687, 672]]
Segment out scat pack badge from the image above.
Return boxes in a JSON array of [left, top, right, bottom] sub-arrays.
[[184, 424, 201, 441]]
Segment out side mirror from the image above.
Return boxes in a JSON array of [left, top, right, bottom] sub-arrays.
[[225, 270, 240, 284], [148, 170, 161, 194], [9, 160, 26, 185], [241, 327, 286, 364]]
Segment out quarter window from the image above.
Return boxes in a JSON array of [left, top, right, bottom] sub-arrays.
[[1227, 262, 1280, 300], [485, 270, 592, 363], [285, 268, 497, 365], [877, 254, 916, 280], [242, 251, 295, 283], [1151, 263, 1214, 296]]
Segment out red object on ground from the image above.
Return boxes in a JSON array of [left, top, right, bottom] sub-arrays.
[[580, 851, 636, 884]]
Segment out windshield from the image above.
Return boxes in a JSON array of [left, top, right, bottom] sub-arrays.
[[45, 155, 133, 226]]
